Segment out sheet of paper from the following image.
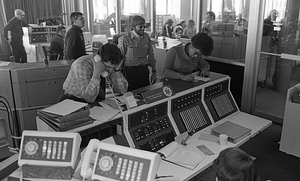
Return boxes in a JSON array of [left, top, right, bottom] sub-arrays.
[[157, 141, 178, 158], [101, 98, 120, 110], [89, 106, 120, 122], [194, 76, 211, 82], [41, 99, 87, 116], [198, 132, 219, 142], [0, 61, 10, 66], [99, 102, 113, 110], [168, 148, 204, 167]]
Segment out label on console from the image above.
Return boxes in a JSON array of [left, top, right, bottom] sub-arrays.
[[141, 85, 174, 104]]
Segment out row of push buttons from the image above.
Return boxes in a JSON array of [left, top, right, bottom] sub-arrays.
[[42, 140, 68, 160], [116, 158, 143, 181]]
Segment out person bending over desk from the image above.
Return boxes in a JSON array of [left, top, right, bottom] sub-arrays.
[[162, 32, 213, 82], [214, 147, 260, 181], [61, 43, 128, 103]]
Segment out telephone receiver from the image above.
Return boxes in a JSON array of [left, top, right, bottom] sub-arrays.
[[80, 139, 162, 181], [80, 139, 100, 179]]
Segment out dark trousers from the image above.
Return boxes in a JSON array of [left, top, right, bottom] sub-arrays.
[[124, 65, 150, 91], [10, 38, 27, 63]]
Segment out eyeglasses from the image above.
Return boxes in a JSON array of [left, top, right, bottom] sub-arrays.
[[136, 24, 146, 29], [73, 12, 84, 21], [190, 46, 202, 56]]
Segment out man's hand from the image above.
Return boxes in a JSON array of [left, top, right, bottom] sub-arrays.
[[92, 55, 106, 79], [150, 72, 157, 84], [182, 74, 194, 82], [200, 68, 210, 77]]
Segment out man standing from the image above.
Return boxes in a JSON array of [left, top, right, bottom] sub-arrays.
[[49, 25, 66, 60], [64, 12, 86, 61], [3, 9, 31, 63], [118, 15, 157, 91]]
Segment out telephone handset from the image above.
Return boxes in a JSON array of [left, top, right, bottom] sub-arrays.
[[81, 139, 161, 181]]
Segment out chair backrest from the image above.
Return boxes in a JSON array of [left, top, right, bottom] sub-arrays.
[[37, 44, 47, 61]]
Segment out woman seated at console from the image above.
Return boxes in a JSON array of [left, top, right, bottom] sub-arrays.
[[162, 32, 214, 82]]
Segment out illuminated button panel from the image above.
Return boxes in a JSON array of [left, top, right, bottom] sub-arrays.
[[94, 149, 150, 181], [172, 89, 202, 111], [20, 136, 73, 162], [204, 80, 228, 98], [132, 117, 171, 142]]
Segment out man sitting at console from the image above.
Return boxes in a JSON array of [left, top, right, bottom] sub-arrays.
[[62, 43, 128, 103]]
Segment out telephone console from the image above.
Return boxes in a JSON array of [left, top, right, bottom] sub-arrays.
[[18, 130, 81, 179], [81, 139, 161, 181], [120, 101, 177, 152]]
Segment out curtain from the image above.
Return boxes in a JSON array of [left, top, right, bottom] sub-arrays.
[[0, 0, 10, 60], [3, 0, 62, 24]]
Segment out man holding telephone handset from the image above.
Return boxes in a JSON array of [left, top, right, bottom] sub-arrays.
[[62, 43, 128, 103]]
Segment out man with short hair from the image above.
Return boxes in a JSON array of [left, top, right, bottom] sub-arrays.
[[49, 25, 66, 60], [64, 12, 86, 61], [62, 43, 128, 103], [118, 15, 157, 91], [3, 9, 31, 63]]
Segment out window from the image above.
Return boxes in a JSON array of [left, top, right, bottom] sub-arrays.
[[92, 0, 116, 37]]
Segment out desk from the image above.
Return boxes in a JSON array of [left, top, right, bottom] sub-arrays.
[[31, 72, 271, 181], [10, 112, 271, 181]]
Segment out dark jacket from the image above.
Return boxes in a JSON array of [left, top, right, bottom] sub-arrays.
[[64, 25, 86, 60], [50, 34, 64, 60], [3, 17, 29, 40]]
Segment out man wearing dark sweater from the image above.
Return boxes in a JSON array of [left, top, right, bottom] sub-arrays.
[[3, 9, 31, 63], [64, 12, 86, 61]]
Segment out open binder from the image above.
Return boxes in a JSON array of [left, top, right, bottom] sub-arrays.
[[157, 142, 204, 170]]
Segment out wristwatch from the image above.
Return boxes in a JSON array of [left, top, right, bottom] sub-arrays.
[[178, 73, 184, 80], [114, 68, 121, 72]]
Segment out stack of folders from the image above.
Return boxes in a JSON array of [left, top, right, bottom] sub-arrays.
[[37, 99, 94, 131], [211, 121, 251, 144]]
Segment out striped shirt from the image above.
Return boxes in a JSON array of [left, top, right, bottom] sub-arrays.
[[63, 54, 128, 103]]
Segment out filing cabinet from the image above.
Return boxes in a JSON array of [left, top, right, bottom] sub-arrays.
[[0, 61, 71, 134]]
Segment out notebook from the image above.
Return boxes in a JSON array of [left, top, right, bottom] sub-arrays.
[[211, 121, 251, 143]]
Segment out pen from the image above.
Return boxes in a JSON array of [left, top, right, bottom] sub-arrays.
[[155, 175, 174, 179]]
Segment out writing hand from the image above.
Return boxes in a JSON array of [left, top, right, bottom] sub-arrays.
[[200, 68, 210, 77], [182, 74, 194, 82], [151, 72, 157, 84]]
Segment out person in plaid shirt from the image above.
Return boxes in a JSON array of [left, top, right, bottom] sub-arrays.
[[62, 43, 128, 103]]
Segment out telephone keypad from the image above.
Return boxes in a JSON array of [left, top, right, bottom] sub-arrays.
[[20, 136, 73, 162], [95, 150, 150, 181]]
